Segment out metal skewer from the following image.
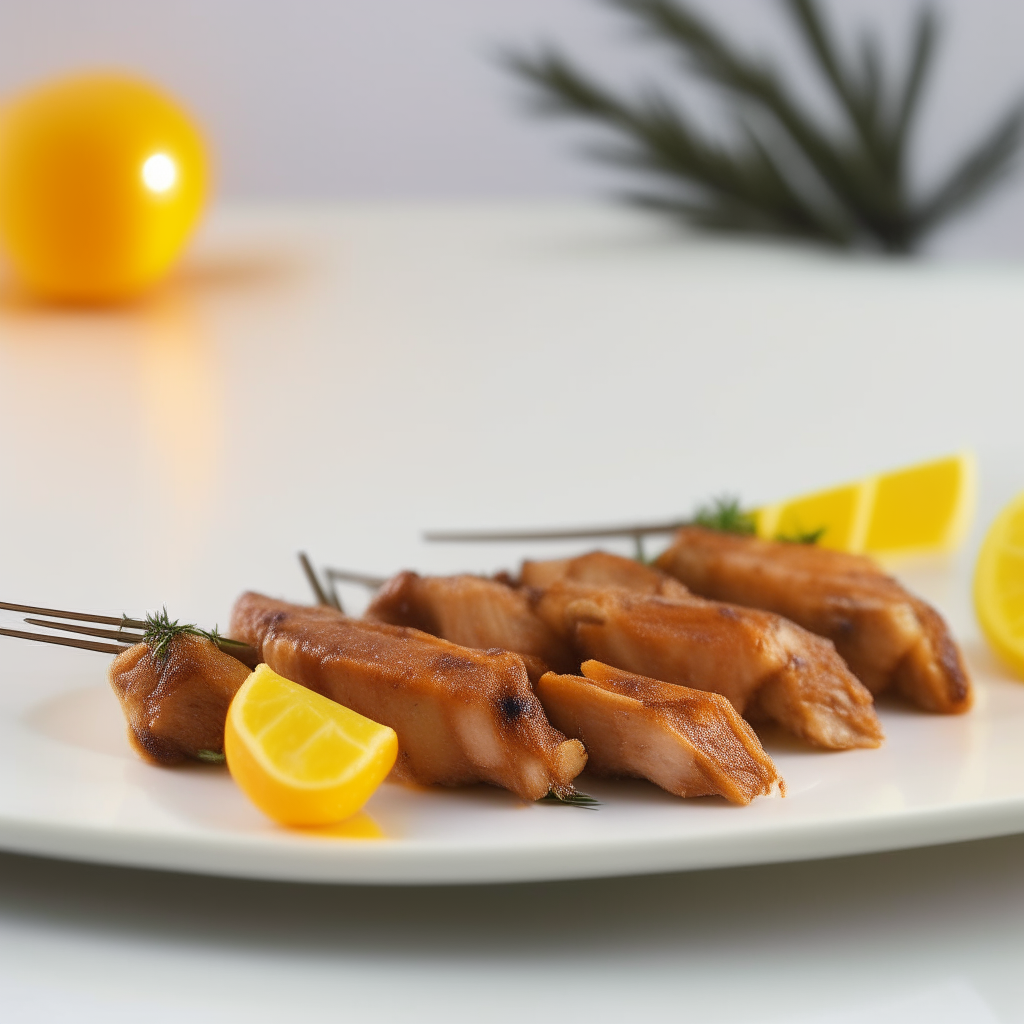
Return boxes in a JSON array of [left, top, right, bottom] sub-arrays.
[[0, 601, 260, 666], [0, 601, 146, 629], [23, 617, 146, 645], [298, 553, 344, 610], [325, 567, 388, 589], [422, 519, 689, 543], [0, 627, 128, 656]]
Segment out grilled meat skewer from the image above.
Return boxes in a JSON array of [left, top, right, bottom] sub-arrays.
[[110, 635, 252, 765], [520, 550, 688, 597], [532, 578, 882, 750], [365, 570, 575, 681], [230, 592, 587, 801], [345, 550, 881, 750], [537, 661, 783, 805], [0, 604, 259, 767], [654, 527, 972, 714]]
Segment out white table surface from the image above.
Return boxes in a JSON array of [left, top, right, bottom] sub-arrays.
[[1, 202, 1022, 1022]]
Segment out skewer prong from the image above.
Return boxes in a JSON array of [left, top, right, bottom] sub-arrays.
[[0, 627, 127, 656], [1, 602, 260, 668], [298, 553, 343, 612], [325, 568, 388, 589], [22, 618, 145, 645], [0, 601, 145, 629]]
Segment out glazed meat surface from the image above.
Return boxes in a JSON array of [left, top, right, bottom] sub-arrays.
[[534, 580, 882, 750], [230, 592, 587, 801], [109, 635, 252, 766], [521, 550, 689, 598], [537, 661, 783, 805], [365, 571, 575, 679], [655, 527, 972, 714]]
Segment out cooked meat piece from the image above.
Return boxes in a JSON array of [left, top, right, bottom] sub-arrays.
[[230, 592, 587, 801], [521, 550, 689, 598], [655, 527, 972, 714], [109, 635, 252, 766], [533, 581, 882, 750], [365, 571, 576, 679], [537, 661, 783, 805]]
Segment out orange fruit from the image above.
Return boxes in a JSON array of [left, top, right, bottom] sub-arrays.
[[0, 72, 208, 301]]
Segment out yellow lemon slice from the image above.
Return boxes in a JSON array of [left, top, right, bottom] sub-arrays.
[[755, 452, 974, 556], [755, 481, 871, 551], [864, 452, 976, 556], [974, 491, 1024, 678], [225, 664, 398, 827]]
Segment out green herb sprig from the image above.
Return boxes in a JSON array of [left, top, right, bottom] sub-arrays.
[[195, 749, 227, 764], [691, 495, 757, 535], [506, 0, 1024, 253], [539, 788, 601, 809], [140, 607, 247, 661], [689, 496, 826, 544]]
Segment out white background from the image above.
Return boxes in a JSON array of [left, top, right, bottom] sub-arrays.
[[1, 0, 1023, 257]]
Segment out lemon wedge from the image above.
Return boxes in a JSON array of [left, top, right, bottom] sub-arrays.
[[225, 664, 398, 827], [974, 491, 1024, 678], [755, 481, 870, 550], [755, 452, 975, 556]]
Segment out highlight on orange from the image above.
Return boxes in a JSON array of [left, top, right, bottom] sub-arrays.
[[0, 72, 209, 302]]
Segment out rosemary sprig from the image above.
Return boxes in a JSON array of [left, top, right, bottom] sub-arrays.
[[505, 0, 1024, 253], [141, 607, 244, 661], [691, 495, 757, 535], [539, 788, 601, 809]]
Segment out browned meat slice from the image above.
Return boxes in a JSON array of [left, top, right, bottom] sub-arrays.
[[230, 592, 587, 801], [537, 661, 783, 805], [655, 527, 972, 714], [109, 635, 252, 766], [533, 581, 882, 750], [365, 571, 576, 679], [521, 550, 689, 598]]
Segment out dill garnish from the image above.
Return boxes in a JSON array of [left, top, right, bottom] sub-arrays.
[[141, 607, 247, 661], [539, 789, 601, 809], [692, 497, 824, 544], [691, 496, 757, 535]]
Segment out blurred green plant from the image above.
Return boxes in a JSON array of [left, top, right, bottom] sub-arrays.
[[506, 0, 1024, 253]]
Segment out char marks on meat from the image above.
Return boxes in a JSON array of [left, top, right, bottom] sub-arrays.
[[537, 661, 783, 805], [655, 527, 972, 714], [230, 592, 587, 801]]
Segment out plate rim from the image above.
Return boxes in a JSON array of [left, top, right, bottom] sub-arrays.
[[3, 792, 1023, 885]]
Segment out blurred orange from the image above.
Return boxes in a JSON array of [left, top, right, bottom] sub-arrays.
[[0, 72, 208, 302]]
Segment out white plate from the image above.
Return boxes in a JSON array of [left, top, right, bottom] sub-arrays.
[[1, 203, 1023, 885], [0, 616, 1022, 885]]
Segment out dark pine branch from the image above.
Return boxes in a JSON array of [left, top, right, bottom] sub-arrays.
[[505, 0, 1023, 254], [892, 9, 939, 162], [509, 49, 852, 244], [911, 102, 1024, 241]]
